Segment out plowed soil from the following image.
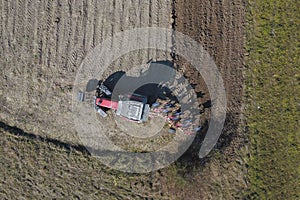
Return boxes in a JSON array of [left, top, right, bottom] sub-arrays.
[[175, 0, 245, 141], [0, 0, 172, 143], [164, 0, 248, 199]]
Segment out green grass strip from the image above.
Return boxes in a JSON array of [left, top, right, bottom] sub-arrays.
[[245, 0, 300, 199]]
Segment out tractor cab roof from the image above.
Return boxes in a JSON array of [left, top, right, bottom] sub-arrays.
[[116, 94, 149, 122], [116, 101, 144, 121]]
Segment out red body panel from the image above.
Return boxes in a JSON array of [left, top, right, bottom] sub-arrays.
[[96, 98, 118, 110]]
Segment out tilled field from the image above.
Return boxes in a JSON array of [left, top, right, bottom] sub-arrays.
[[0, 0, 172, 143], [170, 0, 248, 199], [175, 0, 245, 141], [0, 0, 247, 199]]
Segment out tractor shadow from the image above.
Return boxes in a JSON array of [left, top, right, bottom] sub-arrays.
[[99, 60, 178, 104]]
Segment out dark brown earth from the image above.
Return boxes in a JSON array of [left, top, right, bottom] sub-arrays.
[[175, 0, 245, 140], [158, 0, 248, 199]]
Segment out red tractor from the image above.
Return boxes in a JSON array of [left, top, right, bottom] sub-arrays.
[[94, 83, 150, 123]]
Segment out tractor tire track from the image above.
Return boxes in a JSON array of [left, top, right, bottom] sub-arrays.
[[0, 0, 173, 144]]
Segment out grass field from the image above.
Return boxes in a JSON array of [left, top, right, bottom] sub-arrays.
[[245, 0, 300, 198]]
